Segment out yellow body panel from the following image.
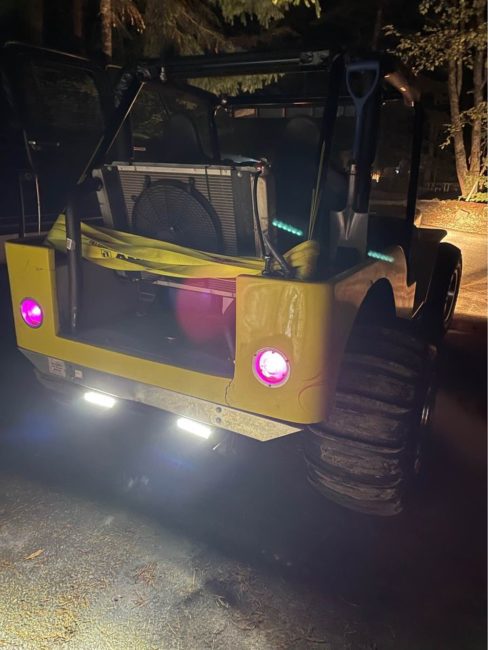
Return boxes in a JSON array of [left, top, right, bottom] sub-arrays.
[[227, 276, 335, 421], [6, 240, 415, 432], [6, 242, 228, 404], [227, 246, 414, 422]]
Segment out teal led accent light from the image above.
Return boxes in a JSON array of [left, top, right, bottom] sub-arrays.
[[367, 250, 395, 263], [272, 219, 304, 237]]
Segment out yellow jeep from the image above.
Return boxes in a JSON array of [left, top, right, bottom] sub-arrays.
[[4, 45, 462, 515]]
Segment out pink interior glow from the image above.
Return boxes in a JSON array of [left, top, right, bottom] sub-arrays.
[[20, 298, 43, 328], [254, 348, 289, 386]]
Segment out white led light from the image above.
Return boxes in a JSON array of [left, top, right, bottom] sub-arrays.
[[176, 417, 212, 439], [83, 391, 116, 409]]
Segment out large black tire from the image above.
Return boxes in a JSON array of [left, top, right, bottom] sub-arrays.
[[303, 326, 437, 516], [422, 243, 462, 342]]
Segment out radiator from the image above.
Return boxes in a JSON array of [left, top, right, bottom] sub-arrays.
[[93, 162, 275, 257]]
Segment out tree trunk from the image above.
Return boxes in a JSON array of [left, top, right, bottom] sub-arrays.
[[469, 47, 484, 179], [371, 1, 384, 50], [25, 0, 44, 45], [100, 0, 112, 61], [447, 59, 468, 196], [73, 0, 84, 51], [143, 0, 166, 57]]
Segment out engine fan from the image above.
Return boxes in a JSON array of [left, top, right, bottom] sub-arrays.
[[131, 179, 223, 253]]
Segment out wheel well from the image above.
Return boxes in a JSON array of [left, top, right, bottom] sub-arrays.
[[355, 279, 396, 327]]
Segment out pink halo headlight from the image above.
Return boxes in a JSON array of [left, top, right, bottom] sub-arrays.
[[20, 298, 43, 329], [253, 348, 290, 387]]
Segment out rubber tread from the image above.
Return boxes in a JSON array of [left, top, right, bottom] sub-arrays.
[[304, 325, 432, 516], [305, 430, 405, 484], [313, 393, 410, 446], [337, 365, 417, 407], [308, 467, 403, 516]]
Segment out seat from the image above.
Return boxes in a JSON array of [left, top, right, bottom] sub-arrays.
[[272, 117, 347, 249], [272, 117, 321, 230], [159, 113, 208, 164]]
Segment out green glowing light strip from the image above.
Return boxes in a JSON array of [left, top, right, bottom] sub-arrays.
[[272, 219, 304, 237], [367, 250, 395, 263]]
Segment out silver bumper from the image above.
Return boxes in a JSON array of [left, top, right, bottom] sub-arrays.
[[22, 349, 302, 442]]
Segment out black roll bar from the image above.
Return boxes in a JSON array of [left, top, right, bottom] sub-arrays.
[[65, 64, 148, 332], [57, 47, 420, 334], [162, 50, 331, 78]]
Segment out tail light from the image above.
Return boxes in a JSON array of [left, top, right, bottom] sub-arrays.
[[20, 298, 43, 328], [253, 348, 290, 387]]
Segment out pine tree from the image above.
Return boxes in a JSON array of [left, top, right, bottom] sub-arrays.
[[385, 0, 487, 198]]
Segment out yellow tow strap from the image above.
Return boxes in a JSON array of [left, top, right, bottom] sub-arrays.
[[46, 215, 319, 280]]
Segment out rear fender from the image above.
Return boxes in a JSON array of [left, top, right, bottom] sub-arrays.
[[324, 246, 415, 414]]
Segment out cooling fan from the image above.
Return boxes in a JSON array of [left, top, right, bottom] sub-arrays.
[[131, 179, 223, 253]]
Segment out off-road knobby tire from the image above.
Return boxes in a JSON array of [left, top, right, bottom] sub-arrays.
[[303, 326, 436, 516], [422, 243, 462, 342]]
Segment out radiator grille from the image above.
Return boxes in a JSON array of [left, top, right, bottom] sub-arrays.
[[115, 164, 241, 255]]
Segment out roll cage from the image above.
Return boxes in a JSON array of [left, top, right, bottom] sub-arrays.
[[2, 43, 422, 334]]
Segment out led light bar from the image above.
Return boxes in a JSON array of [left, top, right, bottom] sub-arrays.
[[272, 219, 304, 237], [176, 417, 212, 439], [83, 391, 117, 409], [367, 250, 395, 263]]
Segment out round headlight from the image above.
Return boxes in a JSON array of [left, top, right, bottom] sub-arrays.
[[20, 298, 43, 328], [253, 348, 290, 387]]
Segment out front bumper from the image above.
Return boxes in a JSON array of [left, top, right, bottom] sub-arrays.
[[24, 349, 302, 441]]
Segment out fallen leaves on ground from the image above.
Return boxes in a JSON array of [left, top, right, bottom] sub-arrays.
[[24, 549, 44, 561]]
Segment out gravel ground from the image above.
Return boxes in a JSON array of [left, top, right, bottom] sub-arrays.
[[0, 233, 486, 650], [0, 474, 351, 650], [418, 200, 487, 236], [0, 367, 485, 650], [443, 229, 487, 323]]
